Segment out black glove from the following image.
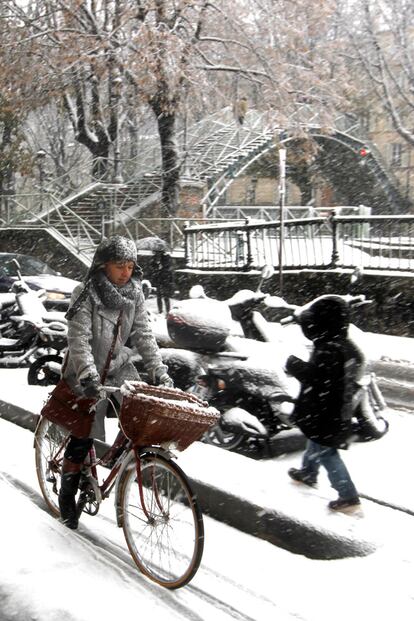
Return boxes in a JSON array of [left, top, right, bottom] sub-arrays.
[[80, 375, 102, 398], [157, 372, 174, 388], [150, 365, 174, 388]]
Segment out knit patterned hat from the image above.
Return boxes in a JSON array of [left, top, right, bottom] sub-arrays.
[[87, 236, 138, 278]]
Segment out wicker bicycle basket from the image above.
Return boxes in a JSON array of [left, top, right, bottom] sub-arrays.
[[119, 381, 220, 451]]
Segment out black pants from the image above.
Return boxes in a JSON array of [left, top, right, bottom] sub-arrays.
[[64, 436, 94, 464], [156, 290, 171, 314]]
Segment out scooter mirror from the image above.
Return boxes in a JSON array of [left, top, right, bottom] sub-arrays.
[[8, 259, 23, 281], [256, 264, 274, 292], [261, 265, 274, 280], [189, 285, 207, 299]]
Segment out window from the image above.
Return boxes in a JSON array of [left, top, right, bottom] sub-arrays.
[[391, 143, 403, 167], [360, 112, 370, 132]]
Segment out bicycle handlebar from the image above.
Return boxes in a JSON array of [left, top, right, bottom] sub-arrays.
[[99, 386, 119, 397]]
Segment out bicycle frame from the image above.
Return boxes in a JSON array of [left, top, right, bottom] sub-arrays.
[[35, 413, 204, 588], [43, 423, 175, 529], [113, 445, 174, 527]]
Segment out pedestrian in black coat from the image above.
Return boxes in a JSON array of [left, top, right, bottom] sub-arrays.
[[286, 295, 366, 512], [151, 251, 174, 314]]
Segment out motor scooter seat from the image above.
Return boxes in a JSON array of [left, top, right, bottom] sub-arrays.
[[0, 337, 19, 347], [42, 311, 67, 324], [0, 293, 16, 310]]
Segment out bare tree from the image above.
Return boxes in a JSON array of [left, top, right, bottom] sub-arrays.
[[25, 103, 90, 194], [6, 0, 353, 215], [0, 7, 34, 197], [344, 0, 414, 148]]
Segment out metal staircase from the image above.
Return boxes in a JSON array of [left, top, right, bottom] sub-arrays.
[[5, 107, 408, 264]]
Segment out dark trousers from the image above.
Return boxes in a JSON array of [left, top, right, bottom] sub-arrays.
[[64, 436, 94, 464], [156, 290, 171, 314]]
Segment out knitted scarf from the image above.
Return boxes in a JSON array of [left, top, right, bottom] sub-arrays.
[[66, 271, 140, 319], [91, 270, 139, 310]]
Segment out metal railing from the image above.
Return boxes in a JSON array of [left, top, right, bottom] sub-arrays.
[[211, 204, 367, 221], [0, 192, 217, 260], [184, 214, 414, 272]]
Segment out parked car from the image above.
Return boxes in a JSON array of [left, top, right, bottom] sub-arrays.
[[0, 253, 80, 309]]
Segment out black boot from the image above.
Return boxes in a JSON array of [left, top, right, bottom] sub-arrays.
[[59, 460, 82, 530], [288, 467, 317, 487]]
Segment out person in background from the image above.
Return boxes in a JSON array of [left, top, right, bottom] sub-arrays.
[[285, 295, 365, 512], [151, 250, 174, 314], [59, 235, 173, 530]]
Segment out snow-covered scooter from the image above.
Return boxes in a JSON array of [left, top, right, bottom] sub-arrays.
[[0, 260, 67, 373], [144, 266, 301, 451]]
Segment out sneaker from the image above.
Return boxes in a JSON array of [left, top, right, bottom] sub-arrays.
[[328, 497, 361, 512], [288, 468, 317, 488]]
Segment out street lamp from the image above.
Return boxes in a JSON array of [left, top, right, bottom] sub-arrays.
[[36, 149, 47, 212], [278, 147, 287, 295], [112, 76, 123, 184]]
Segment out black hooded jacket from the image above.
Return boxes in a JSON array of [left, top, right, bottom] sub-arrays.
[[285, 295, 366, 448]]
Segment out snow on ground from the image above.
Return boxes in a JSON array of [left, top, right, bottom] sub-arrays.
[[2, 413, 414, 621], [1, 363, 414, 620], [1, 307, 414, 620]]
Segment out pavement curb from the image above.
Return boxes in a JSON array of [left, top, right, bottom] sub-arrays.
[[191, 478, 377, 560], [372, 360, 414, 409], [0, 399, 39, 433], [0, 398, 380, 560]]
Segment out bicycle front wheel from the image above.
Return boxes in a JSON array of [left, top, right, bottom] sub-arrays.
[[34, 416, 68, 516], [119, 452, 204, 589]]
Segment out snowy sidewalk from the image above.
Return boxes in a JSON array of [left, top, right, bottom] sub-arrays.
[[1, 366, 413, 561], [178, 406, 414, 559]]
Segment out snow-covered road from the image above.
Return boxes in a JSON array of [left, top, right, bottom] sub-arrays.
[[1, 368, 414, 620]]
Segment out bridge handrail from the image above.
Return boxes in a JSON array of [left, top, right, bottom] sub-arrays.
[[184, 213, 414, 273], [185, 215, 327, 233], [185, 213, 414, 231]]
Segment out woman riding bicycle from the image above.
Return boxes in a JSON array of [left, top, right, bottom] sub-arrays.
[[59, 235, 173, 529]]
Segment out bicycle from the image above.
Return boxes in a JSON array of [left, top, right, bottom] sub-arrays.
[[33, 381, 220, 589]]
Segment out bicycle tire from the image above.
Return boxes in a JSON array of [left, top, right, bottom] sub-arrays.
[[118, 451, 204, 589], [34, 416, 68, 516], [202, 423, 244, 451], [28, 355, 63, 386]]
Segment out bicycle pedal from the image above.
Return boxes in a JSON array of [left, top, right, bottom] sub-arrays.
[[46, 469, 56, 483]]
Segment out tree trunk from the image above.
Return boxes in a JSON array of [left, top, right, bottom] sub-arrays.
[[0, 117, 16, 203], [76, 132, 110, 181], [299, 178, 313, 205], [156, 111, 180, 217]]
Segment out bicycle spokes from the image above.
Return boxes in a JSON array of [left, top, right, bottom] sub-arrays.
[[78, 478, 99, 516], [35, 418, 69, 517], [135, 455, 171, 522], [120, 453, 204, 589]]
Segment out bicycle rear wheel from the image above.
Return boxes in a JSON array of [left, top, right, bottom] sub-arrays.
[[119, 452, 204, 589], [34, 416, 68, 516]]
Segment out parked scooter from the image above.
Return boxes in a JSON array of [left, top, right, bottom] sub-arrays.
[[0, 259, 67, 370], [0, 292, 20, 338], [183, 293, 374, 451], [191, 357, 298, 451], [155, 274, 378, 452], [141, 266, 301, 451]]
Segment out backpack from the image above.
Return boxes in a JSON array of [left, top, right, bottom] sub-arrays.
[[350, 373, 390, 442]]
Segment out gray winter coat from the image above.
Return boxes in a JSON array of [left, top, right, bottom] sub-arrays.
[[62, 282, 167, 439]]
